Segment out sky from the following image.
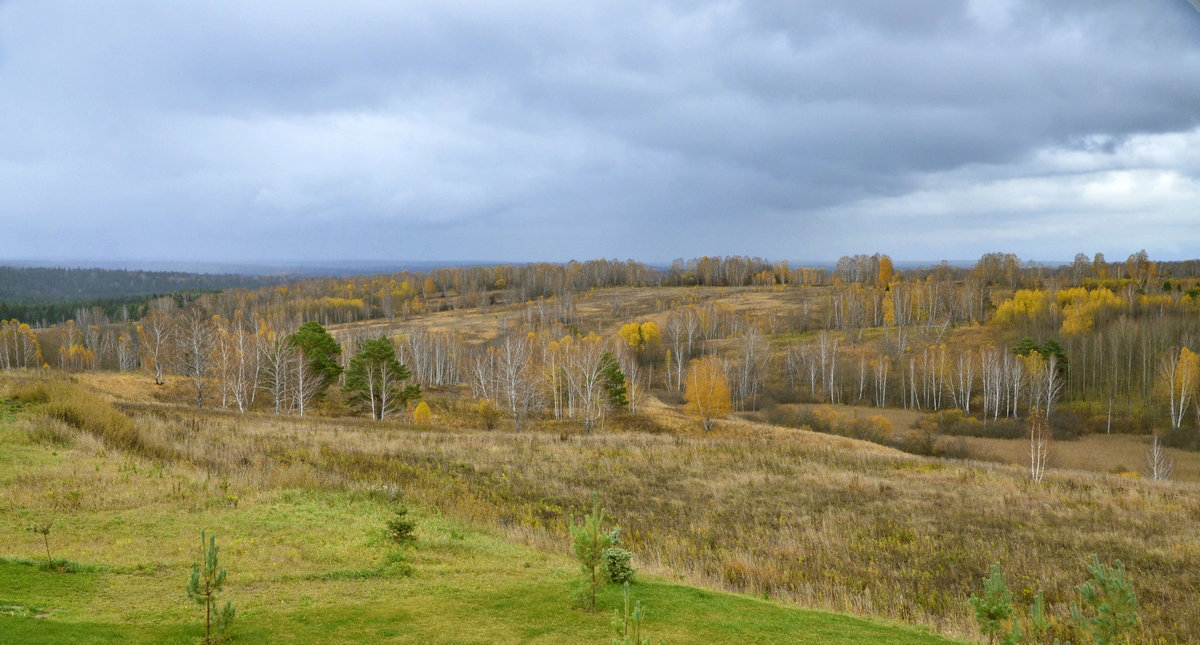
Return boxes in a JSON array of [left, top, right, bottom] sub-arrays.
[[2, 0, 1200, 267]]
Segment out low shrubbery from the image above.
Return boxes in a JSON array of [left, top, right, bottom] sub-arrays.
[[1160, 425, 1200, 451], [799, 406, 895, 445], [797, 405, 974, 458], [603, 528, 635, 585]]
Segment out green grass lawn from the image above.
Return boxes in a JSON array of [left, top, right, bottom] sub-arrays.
[[0, 401, 961, 644]]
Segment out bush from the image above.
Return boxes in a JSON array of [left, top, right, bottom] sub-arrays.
[[604, 530, 635, 585], [412, 401, 432, 425], [1048, 408, 1086, 440], [476, 399, 501, 430], [898, 425, 941, 457], [386, 505, 417, 546], [1161, 425, 1200, 451], [916, 411, 1023, 440]]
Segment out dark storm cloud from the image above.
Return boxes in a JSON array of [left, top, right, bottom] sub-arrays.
[[1, 0, 1199, 264]]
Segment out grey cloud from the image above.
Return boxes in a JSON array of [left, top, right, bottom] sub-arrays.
[[1, 0, 1199, 264]]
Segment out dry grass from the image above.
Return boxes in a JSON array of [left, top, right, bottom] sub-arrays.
[[958, 433, 1200, 483], [25, 380, 1193, 643], [11, 367, 1200, 642]]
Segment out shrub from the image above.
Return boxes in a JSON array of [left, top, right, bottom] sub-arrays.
[[604, 528, 635, 584], [604, 548, 634, 585], [916, 411, 1024, 440], [1048, 408, 1086, 440], [1161, 425, 1200, 451], [412, 401, 432, 425], [476, 399, 501, 430], [386, 505, 417, 546]]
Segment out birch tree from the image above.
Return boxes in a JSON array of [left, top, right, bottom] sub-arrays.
[[174, 305, 218, 409]]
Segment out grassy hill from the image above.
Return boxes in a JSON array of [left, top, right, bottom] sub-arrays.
[[0, 385, 959, 644]]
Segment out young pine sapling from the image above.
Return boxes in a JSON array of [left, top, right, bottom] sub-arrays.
[[186, 531, 235, 645], [571, 493, 614, 611]]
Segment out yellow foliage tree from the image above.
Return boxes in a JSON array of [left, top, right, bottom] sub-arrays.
[[618, 322, 661, 355], [992, 289, 1048, 326], [877, 254, 894, 287], [1159, 347, 1200, 429], [1056, 286, 1122, 336], [684, 355, 731, 431], [412, 400, 432, 425]]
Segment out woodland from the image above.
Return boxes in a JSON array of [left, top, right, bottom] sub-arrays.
[[2, 250, 1199, 643]]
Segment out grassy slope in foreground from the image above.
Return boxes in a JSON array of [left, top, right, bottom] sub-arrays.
[[0, 403, 958, 644]]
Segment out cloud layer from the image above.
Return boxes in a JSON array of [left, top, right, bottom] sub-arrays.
[[2, 1, 1199, 264]]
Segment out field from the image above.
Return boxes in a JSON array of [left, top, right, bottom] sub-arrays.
[[0, 379, 957, 644], [3, 375, 1199, 643]]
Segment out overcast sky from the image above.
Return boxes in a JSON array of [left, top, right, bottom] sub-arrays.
[[2, 1, 1199, 267]]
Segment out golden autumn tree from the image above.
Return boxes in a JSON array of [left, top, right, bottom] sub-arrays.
[[618, 321, 661, 367], [1158, 347, 1200, 429], [991, 289, 1048, 326], [412, 400, 432, 425], [618, 321, 660, 353], [1055, 287, 1122, 336], [877, 254, 895, 287], [684, 355, 731, 431]]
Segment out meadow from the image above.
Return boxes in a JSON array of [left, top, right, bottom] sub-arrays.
[[3, 374, 1197, 642], [0, 376, 959, 644]]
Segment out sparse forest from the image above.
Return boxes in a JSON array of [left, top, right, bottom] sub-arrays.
[[3, 251, 1200, 643]]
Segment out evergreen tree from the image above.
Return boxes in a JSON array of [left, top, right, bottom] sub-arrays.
[[186, 531, 235, 644], [1071, 555, 1139, 645], [969, 562, 1015, 644], [344, 337, 420, 420], [571, 493, 614, 611], [600, 351, 628, 408], [288, 321, 343, 384]]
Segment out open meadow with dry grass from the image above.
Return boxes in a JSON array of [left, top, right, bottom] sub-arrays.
[[0, 376, 959, 644], [5, 373, 1198, 642]]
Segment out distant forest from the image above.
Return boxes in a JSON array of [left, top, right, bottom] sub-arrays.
[[0, 266, 289, 324]]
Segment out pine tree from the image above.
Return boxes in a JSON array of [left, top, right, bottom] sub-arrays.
[[344, 337, 420, 421], [600, 351, 628, 408], [186, 531, 235, 644], [1071, 555, 1139, 645], [571, 493, 614, 611], [287, 321, 343, 397], [969, 562, 1015, 644]]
